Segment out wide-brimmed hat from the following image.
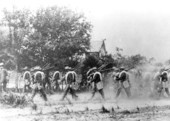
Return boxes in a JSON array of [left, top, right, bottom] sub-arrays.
[[0, 63, 4, 66], [120, 66, 125, 70], [86, 67, 97, 76], [31, 66, 42, 71], [65, 66, 72, 70], [112, 67, 119, 71], [23, 66, 29, 70]]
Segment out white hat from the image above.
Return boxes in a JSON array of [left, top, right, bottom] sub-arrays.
[[0, 63, 4, 66], [31, 66, 41, 71], [86, 67, 97, 76], [65, 66, 72, 70]]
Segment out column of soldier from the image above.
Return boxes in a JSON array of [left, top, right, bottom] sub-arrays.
[[0, 62, 169, 104]]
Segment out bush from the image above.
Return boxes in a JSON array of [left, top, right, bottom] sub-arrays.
[[0, 92, 29, 107]]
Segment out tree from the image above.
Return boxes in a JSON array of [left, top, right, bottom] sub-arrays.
[[2, 8, 33, 71], [113, 47, 148, 69], [1, 6, 92, 70], [31, 6, 91, 68]]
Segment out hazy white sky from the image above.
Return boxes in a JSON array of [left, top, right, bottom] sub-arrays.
[[1, 0, 170, 62]]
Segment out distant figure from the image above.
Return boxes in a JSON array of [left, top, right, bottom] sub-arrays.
[[87, 67, 105, 100], [60, 67, 78, 101], [0, 63, 8, 92], [43, 64, 57, 94], [22, 69, 32, 93], [51, 71, 61, 91], [160, 71, 170, 96], [115, 67, 131, 98], [31, 71, 47, 102], [152, 68, 170, 98]]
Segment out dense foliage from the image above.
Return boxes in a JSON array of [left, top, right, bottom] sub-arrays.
[[0, 6, 92, 71]]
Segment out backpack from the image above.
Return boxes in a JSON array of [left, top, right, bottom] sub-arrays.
[[119, 71, 128, 82], [161, 71, 168, 82]]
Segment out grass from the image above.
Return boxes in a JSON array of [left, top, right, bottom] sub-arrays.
[[0, 92, 29, 107], [100, 105, 110, 113]]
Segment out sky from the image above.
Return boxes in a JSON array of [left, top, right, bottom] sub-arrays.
[[0, 0, 170, 63]]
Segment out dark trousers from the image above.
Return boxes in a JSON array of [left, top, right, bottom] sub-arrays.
[[52, 81, 59, 91], [157, 88, 170, 98], [155, 81, 170, 98], [43, 78, 52, 92], [31, 87, 47, 101], [23, 85, 31, 93], [165, 88, 170, 96], [91, 84, 105, 99], [2, 81, 7, 92], [116, 82, 131, 98], [61, 85, 78, 100]]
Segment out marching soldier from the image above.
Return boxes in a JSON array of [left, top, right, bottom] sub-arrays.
[[31, 70, 48, 102], [153, 68, 170, 98], [43, 63, 58, 94], [60, 66, 78, 101], [87, 67, 105, 100], [160, 70, 170, 97], [22, 67, 32, 92], [0, 63, 8, 92], [43, 64, 54, 94], [115, 67, 131, 98], [51, 71, 61, 91]]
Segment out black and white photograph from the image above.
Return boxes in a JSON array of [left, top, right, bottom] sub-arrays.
[[0, 0, 170, 120]]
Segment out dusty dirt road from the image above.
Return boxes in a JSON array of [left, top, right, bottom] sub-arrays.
[[1, 92, 170, 121], [2, 70, 170, 121]]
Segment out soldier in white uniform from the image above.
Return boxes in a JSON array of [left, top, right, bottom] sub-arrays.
[[22, 68, 32, 92], [0, 63, 8, 92], [60, 67, 78, 101], [152, 68, 169, 98], [115, 67, 131, 98], [160, 70, 170, 97], [51, 71, 61, 91], [31, 71, 47, 101], [87, 67, 105, 100]]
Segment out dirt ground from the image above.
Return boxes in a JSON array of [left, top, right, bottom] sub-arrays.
[[1, 70, 170, 121], [1, 91, 170, 121]]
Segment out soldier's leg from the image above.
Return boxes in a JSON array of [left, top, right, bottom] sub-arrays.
[[28, 85, 32, 91], [98, 89, 105, 99], [2, 82, 7, 92], [116, 88, 122, 98], [23, 85, 26, 93], [115, 82, 122, 98], [43, 81, 46, 90], [61, 86, 70, 100], [47, 80, 52, 90], [89, 87, 97, 100], [70, 88, 78, 100], [0, 83, 2, 92], [124, 87, 131, 97], [47, 80, 53, 94], [39, 88, 48, 101], [31, 88, 38, 101], [55, 81, 59, 91], [165, 88, 170, 97]]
